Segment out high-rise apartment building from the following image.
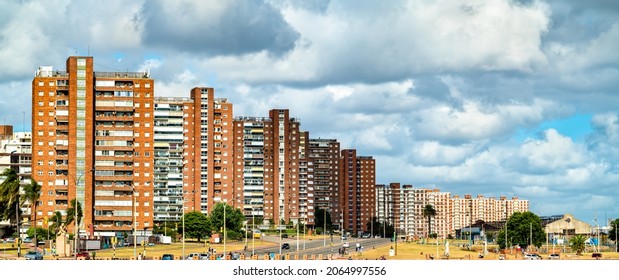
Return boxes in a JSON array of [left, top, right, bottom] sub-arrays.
[[263, 109, 302, 224], [153, 97, 189, 222], [184, 88, 235, 214], [298, 131, 315, 226], [452, 194, 529, 232], [233, 116, 267, 218], [339, 149, 375, 235], [308, 138, 340, 226], [32, 56, 154, 241], [377, 184, 529, 238]]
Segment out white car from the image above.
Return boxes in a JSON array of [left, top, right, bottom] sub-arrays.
[[524, 253, 541, 260], [342, 242, 350, 248]]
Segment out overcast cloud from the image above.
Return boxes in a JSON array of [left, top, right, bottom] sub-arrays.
[[1, 0, 618, 224]]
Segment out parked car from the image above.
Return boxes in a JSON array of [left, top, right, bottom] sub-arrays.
[[187, 253, 201, 260], [281, 243, 290, 249], [24, 251, 44, 260], [361, 233, 371, 238], [75, 251, 91, 260], [281, 233, 288, 239], [199, 253, 210, 260], [161, 254, 174, 260], [549, 253, 560, 260], [524, 253, 541, 260], [342, 242, 350, 248], [592, 253, 603, 259]]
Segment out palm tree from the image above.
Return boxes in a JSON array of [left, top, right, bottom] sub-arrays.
[[0, 168, 22, 256], [23, 179, 41, 247], [48, 211, 65, 237], [66, 199, 83, 239], [0, 168, 21, 223], [570, 234, 587, 255], [422, 204, 437, 239]]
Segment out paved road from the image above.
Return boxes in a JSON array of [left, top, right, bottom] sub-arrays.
[[241, 236, 392, 258]]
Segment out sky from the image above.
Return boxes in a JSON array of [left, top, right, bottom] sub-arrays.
[[1, 0, 618, 226]]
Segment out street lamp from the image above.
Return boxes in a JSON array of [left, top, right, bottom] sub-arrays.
[[131, 185, 137, 259], [73, 168, 95, 258], [251, 208, 255, 256], [223, 201, 227, 258], [181, 190, 194, 260]]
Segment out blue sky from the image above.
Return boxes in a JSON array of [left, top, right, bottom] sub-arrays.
[[1, 0, 618, 225]]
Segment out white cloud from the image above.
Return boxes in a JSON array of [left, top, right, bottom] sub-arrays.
[[520, 129, 587, 170]]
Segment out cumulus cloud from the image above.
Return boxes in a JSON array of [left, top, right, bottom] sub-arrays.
[[140, 0, 299, 56]]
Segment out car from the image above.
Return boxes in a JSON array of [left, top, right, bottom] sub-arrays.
[[281, 243, 290, 249], [281, 233, 288, 239], [161, 254, 174, 260], [199, 253, 210, 260], [75, 251, 91, 260], [592, 253, 603, 259], [341, 236, 348, 241], [549, 253, 560, 260], [362, 233, 371, 238], [524, 253, 541, 260], [342, 242, 350, 248], [24, 251, 43, 260], [187, 253, 201, 260], [23, 237, 32, 243]]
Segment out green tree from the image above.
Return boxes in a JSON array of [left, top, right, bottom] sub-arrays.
[[366, 216, 382, 235], [496, 211, 546, 249], [66, 199, 83, 240], [0, 168, 21, 225], [26, 227, 50, 241], [610, 218, 619, 252], [422, 204, 437, 238], [570, 234, 587, 255], [48, 211, 66, 237], [23, 179, 41, 246], [315, 208, 332, 232], [209, 202, 245, 233], [181, 211, 211, 242]]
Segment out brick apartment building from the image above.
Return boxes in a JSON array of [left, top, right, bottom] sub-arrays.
[[339, 149, 375, 235], [32, 56, 154, 240], [308, 138, 340, 227]]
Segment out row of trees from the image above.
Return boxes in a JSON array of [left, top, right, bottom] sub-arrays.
[[1, 169, 84, 241], [179, 202, 246, 242]]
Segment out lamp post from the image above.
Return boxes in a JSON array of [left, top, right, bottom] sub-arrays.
[[181, 190, 194, 260], [323, 209, 326, 247], [252, 209, 255, 256], [73, 168, 95, 258], [223, 201, 227, 258], [131, 186, 137, 259]]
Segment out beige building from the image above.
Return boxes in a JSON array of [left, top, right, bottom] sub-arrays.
[[544, 213, 592, 242]]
